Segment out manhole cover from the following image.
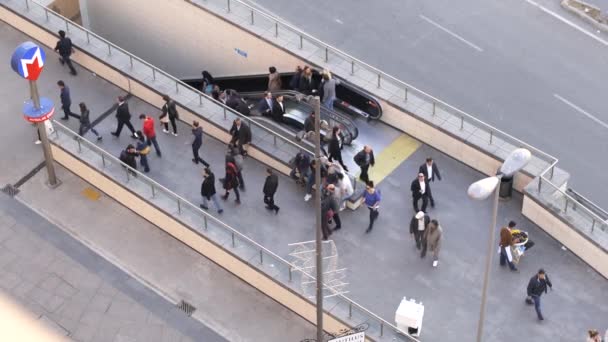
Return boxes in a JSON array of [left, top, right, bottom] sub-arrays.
[[177, 300, 196, 316]]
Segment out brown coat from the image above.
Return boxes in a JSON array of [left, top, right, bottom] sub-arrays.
[[423, 224, 443, 257], [268, 72, 282, 92]]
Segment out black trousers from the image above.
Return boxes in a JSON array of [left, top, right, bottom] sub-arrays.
[[359, 164, 370, 183], [60, 54, 77, 74], [62, 105, 80, 120], [427, 186, 435, 206], [264, 194, 279, 211], [192, 143, 209, 166], [329, 152, 348, 171], [162, 116, 178, 134], [413, 194, 428, 212], [367, 207, 379, 231], [321, 213, 332, 240], [115, 119, 136, 136], [413, 229, 425, 250], [332, 212, 342, 229]]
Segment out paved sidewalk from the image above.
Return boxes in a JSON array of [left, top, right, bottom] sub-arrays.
[[0, 192, 225, 342], [16, 165, 316, 342]]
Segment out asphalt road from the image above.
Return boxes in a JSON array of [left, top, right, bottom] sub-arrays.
[[245, 0, 608, 208]]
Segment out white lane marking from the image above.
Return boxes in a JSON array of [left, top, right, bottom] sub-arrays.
[[524, 0, 608, 47], [419, 14, 484, 52], [335, 18, 344, 24], [554, 93, 608, 129]]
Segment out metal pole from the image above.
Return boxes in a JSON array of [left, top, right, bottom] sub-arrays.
[[476, 174, 501, 342], [312, 96, 323, 342], [30, 81, 58, 187]]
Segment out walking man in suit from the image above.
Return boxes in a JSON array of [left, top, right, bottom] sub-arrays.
[[229, 118, 252, 156], [111, 96, 138, 139], [263, 168, 280, 214], [57, 81, 79, 121], [354, 146, 375, 184], [54, 30, 77, 75], [419, 157, 442, 208], [191, 121, 209, 167], [411, 173, 430, 212]]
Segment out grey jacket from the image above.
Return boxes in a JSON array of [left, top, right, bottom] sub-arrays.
[[322, 78, 338, 102]]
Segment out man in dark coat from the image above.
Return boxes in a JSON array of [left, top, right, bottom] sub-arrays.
[[112, 96, 138, 139], [526, 269, 553, 320], [57, 80, 79, 120], [200, 168, 223, 214], [353, 145, 375, 183], [263, 168, 280, 214], [411, 173, 430, 212], [119, 144, 138, 175], [410, 211, 430, 250], [418, 157, 442, 208], [272, 95, 286, 123], [54, 30, 77, 75], [229, 118, 252, 156], [191, 121, 209, 167], [258, 91, 274, 117]]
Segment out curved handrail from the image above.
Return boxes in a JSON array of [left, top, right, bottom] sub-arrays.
[[50, 120, 420, 341]]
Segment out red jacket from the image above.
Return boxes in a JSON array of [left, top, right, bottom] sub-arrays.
[[142, 117, 155, 138]]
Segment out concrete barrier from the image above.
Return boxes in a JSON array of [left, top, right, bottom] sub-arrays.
[[522, 194, 608, 278]]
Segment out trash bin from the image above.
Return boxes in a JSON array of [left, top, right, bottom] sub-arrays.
[[499, 175, 513, 199]]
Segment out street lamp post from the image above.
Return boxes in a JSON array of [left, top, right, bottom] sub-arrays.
[[312, 96, 323, 342], [468, 148, 531, 342]]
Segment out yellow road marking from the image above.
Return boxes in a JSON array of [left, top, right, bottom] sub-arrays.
[[82, 187, 101, 201], [365, 134, 421, 183]]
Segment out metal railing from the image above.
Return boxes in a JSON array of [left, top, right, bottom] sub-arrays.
[[48, 120, 420, 341], [15, 0, 312, 162], [187, 0, 608, 239]]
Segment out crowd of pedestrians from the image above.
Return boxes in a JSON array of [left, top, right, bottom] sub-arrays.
[[49, 36, 598, 330]]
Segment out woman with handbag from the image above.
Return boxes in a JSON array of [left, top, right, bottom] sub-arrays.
[[160, 94, 179, 136], [135, 131, 151, 173]]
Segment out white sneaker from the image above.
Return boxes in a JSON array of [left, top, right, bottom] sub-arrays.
[[304, 194, 312, 201], [34, 140, 42, 145], [432, 260, 438, 267], [172, 132, 178, 136], [163, 129, 169, 134]]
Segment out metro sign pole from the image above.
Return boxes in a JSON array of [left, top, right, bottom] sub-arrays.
[[11, 42, 59, 187]]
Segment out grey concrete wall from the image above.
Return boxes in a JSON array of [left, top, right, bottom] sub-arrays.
[[85, 0, 302, 78]]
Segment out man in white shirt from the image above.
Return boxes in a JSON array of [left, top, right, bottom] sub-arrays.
[[418, 157, 442, 208], [410, 173, 429, 212]]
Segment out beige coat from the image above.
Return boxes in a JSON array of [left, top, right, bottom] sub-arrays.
[[268, 72, 282, 92], [423, 224, 443, 257]]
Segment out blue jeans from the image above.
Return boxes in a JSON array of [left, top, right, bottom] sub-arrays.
[[202, 194, 222, 212], [146, 136, 161, 156], [139, 155, 149, 172], [531, 295, 543, 319], [306, 172, 315, 194], [323, 96, 335, 110], [499, 247, 517, 270]]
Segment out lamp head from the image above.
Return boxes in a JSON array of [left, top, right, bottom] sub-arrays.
[[467, 176, 500, 200], [500, 148, 531, 177]]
